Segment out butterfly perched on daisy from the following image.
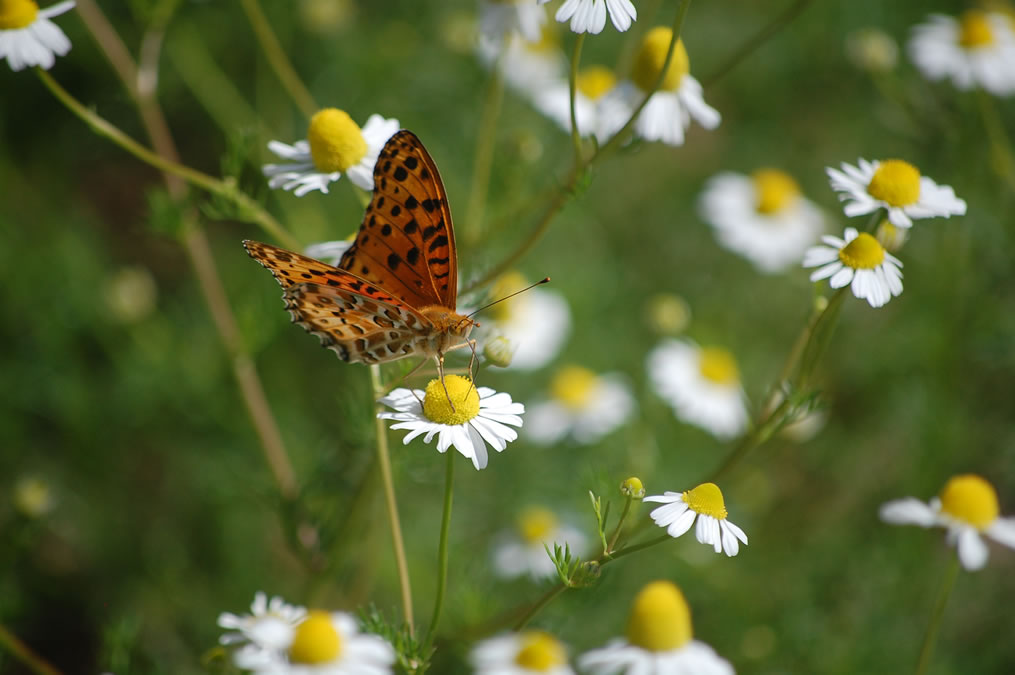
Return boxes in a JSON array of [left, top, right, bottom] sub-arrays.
[[245, 130, 476, 380]]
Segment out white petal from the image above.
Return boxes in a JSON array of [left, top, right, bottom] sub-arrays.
[[956, 527, 989, 570]]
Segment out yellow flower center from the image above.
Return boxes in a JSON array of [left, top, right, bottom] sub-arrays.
[[626, 581, 693, 652], [632, 27, 690, 92], [682, 482, 729, 520], [577, 65, 617, 100], [958, 10, 995, 48], [621, 476, 645, 498], [518, 507, 558, 544], [289, 611, 342, 664], [867, 159, 921, 207], [422, 375, 481, 425], [752, 169, 801, 215], [550, 365, 599, 410], [489, 271, 528, 322], [514, 631, 567, 670], [939, 474, 1000, 530], [0, 0, 38, 29], [307, 108, 367, 173], [698, 347, 740, 386], [838, 232, 885, 270]]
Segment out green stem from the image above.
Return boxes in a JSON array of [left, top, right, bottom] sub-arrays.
[[569, 33, 587, 164], [425, 451, 456, 646], [975, 88, 1015, 192], [915, 557, 960, 675], [34, 69, 302, 251], [370, 365, 415, 637], [701, 0, 816, 88], [605, 496, 633, 554], [239, 0, 318, 118], [0, 624, 61, 675], [464, 54, 506, 248], [513, 584, 568, 631]]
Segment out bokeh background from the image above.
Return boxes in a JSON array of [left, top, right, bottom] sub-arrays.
[[2, 0, 1014, 673]]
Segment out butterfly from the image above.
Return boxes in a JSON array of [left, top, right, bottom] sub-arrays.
[[244, 130, 476, 378]]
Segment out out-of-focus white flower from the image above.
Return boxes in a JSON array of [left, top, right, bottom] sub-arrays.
[[909, 10, 1015, 95], [479, 0, 548, 44], [218, 592, 307, 670], [526, 365, 635, 445], [535, 64, 619, 138], [479, 27, 567, 103], [472, 631, 574, 674], [478, 272, 570, 371], [492, 506, 588, 580], [846, 28, 899, 72]]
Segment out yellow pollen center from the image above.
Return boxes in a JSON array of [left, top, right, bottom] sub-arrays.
[[577, 66, 617, 100], [698, 347, 740, 386], [422, 375, 481, 425], [632, 27, 690, 92], [307, 108, 367, 173], [489, 271, 528, 322], [621, 476, 645, 497], [958, 11, 995, 48], [514, 631, 567, 670], [682, 482, 728, 520], [518, 506, 558, 543], [838, 232, 885, 270], [867, 159, 921, 207], [939, 474, 1000, 529], [626, 581, 693, 651], [752, 169, 801, 214], [0, 0, 38, 29], [550, 365, 599, 410], [289, 611, 342, 664]]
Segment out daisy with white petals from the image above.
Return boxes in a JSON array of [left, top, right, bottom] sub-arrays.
[[648, 340, 748, 440], [246, 610, 395, 675], [539, 0, 637, 35], [263, 109, 399, 196], [218, 592, 307, 670], [479, 28, 567, 104], [492, 506, 588, 580], [526, 365, 634, 445], [378, 375, 524, 471], [472, 631, 574, 675], [535, 65, 619, 138], [598, 27, 720, 147], [0, 0, 74, 71], [826, 158, 966, 228], [579, 581, 734, 675], [699, 169, 825, 273], [645, 483, 749, 557], [803, 227, 903, 308], [909, 10, 1015, 96], [880, 474, 1015, 571]]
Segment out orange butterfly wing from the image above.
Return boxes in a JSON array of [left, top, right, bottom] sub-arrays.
[[243, 240, 432, 364], [338, 130, 458, 311]]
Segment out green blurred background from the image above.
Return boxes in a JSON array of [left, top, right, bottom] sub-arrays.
[[2, 0, 1014, 673]]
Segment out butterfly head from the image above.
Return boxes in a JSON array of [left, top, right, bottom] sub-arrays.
[[420, 305, 476, 354]]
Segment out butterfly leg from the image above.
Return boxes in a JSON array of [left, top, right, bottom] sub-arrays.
[[436, 354, 457, 413]]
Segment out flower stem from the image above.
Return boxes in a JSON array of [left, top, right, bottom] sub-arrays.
[[605, 495, 633, 554], [975, 88, 1015, 193], [464, 51, 506, 249], [239, 0, 318, 118], [915, 557, 960, 675], [513, 584, 568, 631], [425, 451, 456, 647], [569, 33, 587, 164], [371, 365, 415, 637], [0, 625, 61, 675]]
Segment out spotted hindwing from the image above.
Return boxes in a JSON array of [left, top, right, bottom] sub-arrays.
[[338, 130, 458, 311], [244, 240, 431, 363]]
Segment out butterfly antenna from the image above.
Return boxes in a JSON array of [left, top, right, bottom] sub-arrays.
[[466, 277, 551, 319]]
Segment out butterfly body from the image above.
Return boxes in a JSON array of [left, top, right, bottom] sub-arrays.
[[245, 130, 474, 369]]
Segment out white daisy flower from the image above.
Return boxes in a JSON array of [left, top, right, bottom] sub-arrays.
[[880, 474, 1015, 571], [218, 592, 308, 670], [378, 375, 524, 471], [597, 27, 720, 147], [526, 365, 634, 445], [246, 610, 395, 675], [698, 169, 825, 274], [479, 0, 548, 44], [578, 581, 734, 675], [826, 158, 967, 228], [0, 0, 74, 71], [534, 64, 618, 138], [647, 340, 748, 440], [479, 27, 567, 103], [263, 109, 399, 196], [802, 226, 904, 308], [472, 631, 574, 675], [478, 272, 570, 371], [539, 0, 637, 35], [492, 506, 588, 580], [303, 239, 352, 267], [908, 10, 1015, 96], [644, 483, 749, 557]]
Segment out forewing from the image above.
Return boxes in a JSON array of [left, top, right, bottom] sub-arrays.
[[339, 130, 458, 310], [244, 239, 349, 290]]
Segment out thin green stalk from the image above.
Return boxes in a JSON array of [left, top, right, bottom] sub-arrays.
[[425, 451, 456, 646], [702, 0, 816, 88], [975, 88, 1015, 192], [605, 495, 633, 554], [464, 54, 506, 248], [513, 584, 568, 631], [569, 33, 587, 164], [0, 624, 61, 675], [371, 365, 415, 637], [34, 70, 301, 251], [240, 0, 318, 118], [915, 558, 960, 675]]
